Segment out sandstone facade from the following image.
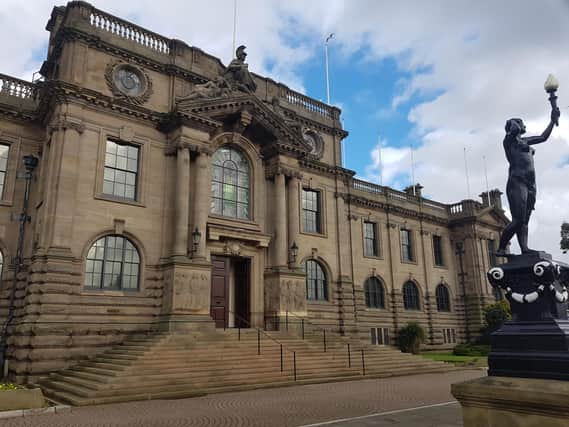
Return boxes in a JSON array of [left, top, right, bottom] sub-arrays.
[[0, 2, 507, 383]]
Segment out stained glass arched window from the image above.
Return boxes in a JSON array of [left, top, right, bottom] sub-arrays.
[[211, 146, 250, 219]]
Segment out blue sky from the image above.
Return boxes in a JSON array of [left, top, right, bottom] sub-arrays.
[[1, 0, 569, 259]]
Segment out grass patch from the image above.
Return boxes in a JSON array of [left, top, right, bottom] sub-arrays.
[[421, 352, 487, 367], [0, 383, 24, 391]]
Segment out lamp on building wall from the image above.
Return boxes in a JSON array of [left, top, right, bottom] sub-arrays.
[[289, 241, 299, 266], [23, 155, 39, 173], [190, 227, 201, 258]]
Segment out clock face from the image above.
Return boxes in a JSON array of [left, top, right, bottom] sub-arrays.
[[114, 66, 144, 96]]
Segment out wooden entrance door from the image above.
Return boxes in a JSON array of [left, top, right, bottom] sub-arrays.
[[210, 256, 229, 328]]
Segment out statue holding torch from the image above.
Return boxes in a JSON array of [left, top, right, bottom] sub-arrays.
[[495, 75, 561, 256]]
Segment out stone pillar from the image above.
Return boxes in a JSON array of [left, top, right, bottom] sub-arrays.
[[287, 175, 300, 267], [173, 146, 190, 256], [273, 173, 287, 268], [192, 151, 211, 260], [45, 121, 84, 251]]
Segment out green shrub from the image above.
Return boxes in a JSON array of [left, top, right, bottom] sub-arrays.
[[453, 343, 490, 356], [397, 322, 426, 354], [483, 300, 511, 332], [477, 300, 512, 344]]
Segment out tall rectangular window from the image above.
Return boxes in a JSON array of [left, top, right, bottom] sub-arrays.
[[433, 235, 444, 266], [487, 239, 497, 266], [103, 140, 139, 201], [400, 229, 414, 262], [302, 188, 321, 233], [364, 221, 379, 257], [0, 145, 8, 198]]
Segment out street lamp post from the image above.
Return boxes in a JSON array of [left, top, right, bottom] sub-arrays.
[[0, 154, 38, 378]]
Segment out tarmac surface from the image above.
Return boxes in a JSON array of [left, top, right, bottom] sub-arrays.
[[0, 369, 483, 427]]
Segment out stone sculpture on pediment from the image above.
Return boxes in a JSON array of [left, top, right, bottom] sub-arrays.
[[177, 76, 231, 102], [223, 45, 257, 94]]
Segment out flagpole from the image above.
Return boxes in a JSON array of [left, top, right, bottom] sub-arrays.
[[410, 144, 416, 196], [325, 33, 334, 104], [232, 0, 237, 57], [463, 147, 471, 199], [377, 136, 383, 186], [483, 155, 491, 207]]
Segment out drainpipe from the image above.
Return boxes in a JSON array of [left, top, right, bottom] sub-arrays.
[[0, 154, 39, 379]]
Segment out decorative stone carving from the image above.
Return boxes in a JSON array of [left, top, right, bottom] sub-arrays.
[[224, 240, 243, 257], [177, 77, 231, 102], [172, 271, 210, 313], [105, 61, 153, 105], [223, 45, 257, 93], [302, 128, 324, 158]]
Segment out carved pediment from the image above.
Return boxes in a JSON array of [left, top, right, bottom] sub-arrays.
[[173, 94, 312, 156]]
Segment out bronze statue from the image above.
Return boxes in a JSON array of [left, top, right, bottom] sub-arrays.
[[223, 45, 257, 93], [496, 106, 560, 256]]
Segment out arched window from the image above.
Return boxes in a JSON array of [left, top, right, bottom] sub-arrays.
[[85, 235, 140, 290], [211, 146, 250, 219], [403, 281, 420, 310], [435, 283, 451, 312], [364, 277, 385, 309], [305, 259, 328, 301]]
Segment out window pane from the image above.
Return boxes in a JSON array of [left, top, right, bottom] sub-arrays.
[[302, 189, 321, 233], [210, 146, 250, 219], [103, 141, 138, 200]]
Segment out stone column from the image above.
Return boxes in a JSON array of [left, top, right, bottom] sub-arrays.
[[173, 146, 190, 256], [287, 175, 300, 267], [273, 173, 287, 268], [192, 150, 211, 260]]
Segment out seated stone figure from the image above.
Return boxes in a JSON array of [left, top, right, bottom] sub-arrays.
[[223, 45, 257, 93], [178, 76, 230, 101]]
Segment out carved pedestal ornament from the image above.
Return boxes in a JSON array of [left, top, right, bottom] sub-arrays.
[[105, 61, 153, 105]]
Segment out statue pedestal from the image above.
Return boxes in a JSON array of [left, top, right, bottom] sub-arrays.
[[452, 376, 569, 427], [487, 251, 569, 380]]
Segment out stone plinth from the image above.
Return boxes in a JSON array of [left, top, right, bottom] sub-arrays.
[[487, 251, 569, 380], [452, 376, 569, 427], [263, 269, 307, 330]]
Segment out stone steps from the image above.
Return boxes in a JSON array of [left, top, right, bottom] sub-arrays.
[[40, 329, 452, 406]]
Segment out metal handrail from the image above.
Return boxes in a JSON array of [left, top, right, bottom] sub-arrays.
[[226, 311, 297, 380], [267, 311, 367, 371]]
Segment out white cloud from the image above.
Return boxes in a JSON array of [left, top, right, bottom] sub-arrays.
[[1, 0, 568, 260]]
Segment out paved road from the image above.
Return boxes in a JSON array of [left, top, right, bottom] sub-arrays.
[[1, 370, 482, 427]]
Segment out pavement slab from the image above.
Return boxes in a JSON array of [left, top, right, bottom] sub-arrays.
[[0, 369, 483, 427]]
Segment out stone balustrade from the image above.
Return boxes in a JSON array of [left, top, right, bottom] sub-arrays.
[[0, 74, 37, 100], [88, 7, 170, 54]]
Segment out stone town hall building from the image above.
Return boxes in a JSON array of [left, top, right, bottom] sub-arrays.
[[0, 2, 506, 383]]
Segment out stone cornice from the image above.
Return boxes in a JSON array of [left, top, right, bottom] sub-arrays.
[[38, 80, 164, 127], [281, 107, 348, 140], [298, 158, 355, 180], [343, 193, 450, 227]]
